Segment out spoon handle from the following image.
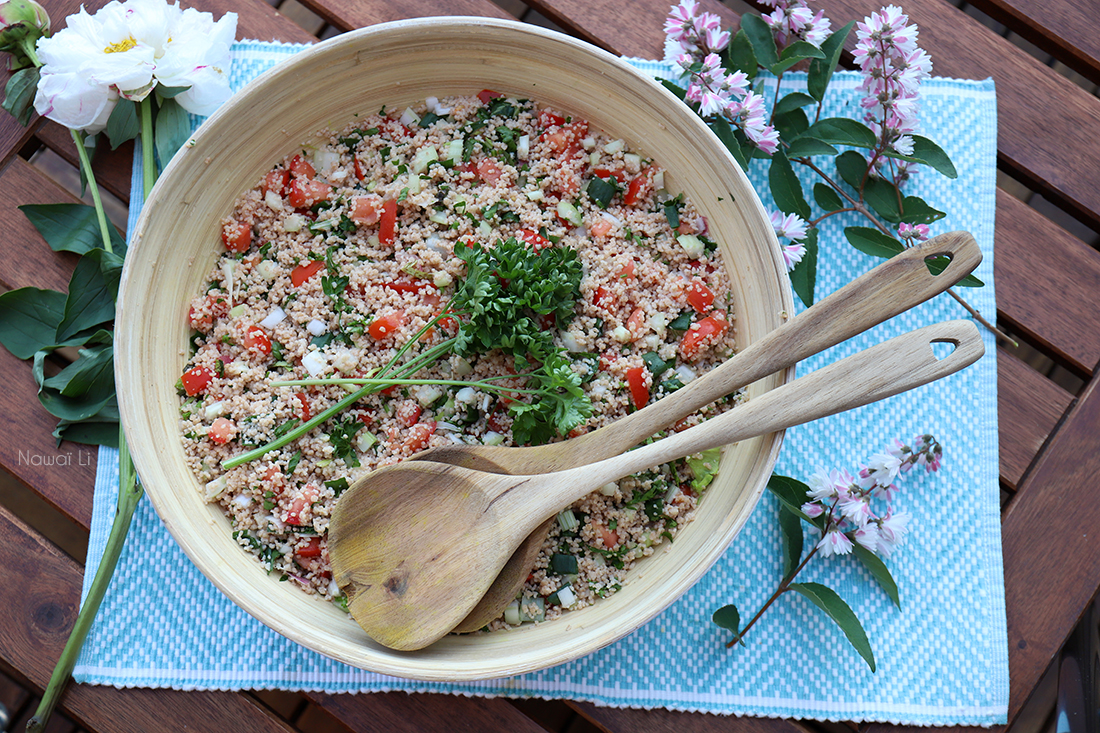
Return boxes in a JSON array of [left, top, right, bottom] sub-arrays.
[[574, 231, 981, 457], [532, 319, 984, 516]]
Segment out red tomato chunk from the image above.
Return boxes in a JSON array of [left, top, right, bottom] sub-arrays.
[[242, 325, 271, 357], [222, 220, 251, 253], [290, 260, 324, 287], [626, 365, 649, 409], [180, 365, 215, 396], [404, 420, 437, 453], [368, 311, 406, 340], [685, 277, 715, 313], [679, 313, 729, 360], [209, 417, 236, 445]]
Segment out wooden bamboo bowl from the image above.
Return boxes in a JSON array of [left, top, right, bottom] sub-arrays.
[[115, 17, 794, 680]]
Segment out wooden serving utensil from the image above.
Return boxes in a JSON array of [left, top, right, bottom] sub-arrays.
[[330, 319, 985, 651], [439, 230, 981, 632]]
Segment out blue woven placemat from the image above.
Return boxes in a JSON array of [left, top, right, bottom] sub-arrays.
[[73, 42, 1007, 725]]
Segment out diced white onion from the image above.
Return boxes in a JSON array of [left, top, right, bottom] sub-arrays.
[[556, 585, 577, 607], [311, 148, 340, 173], [611, 325, 632, 343], [434, 106, 452, 115], [416, 385, 444, 407], [452, 357, 473, 377], [328, 579, 341, 597], [675, 364, 698, 383], [283, 213, 305, 232], [204, 475, 228, 500], [600, 211, 621, 226], [231, 494, 253, 509], [643, 334, 661, 350], [696, 216, 709, 235], [260, 306, 286, 328], [302, 351, 327, 377], [599, 481, 618, 496], [517, 134, 529, 160], [482, 431, 505, 446], [306, 319, 327, 336], [257, 259, 280, 281], [435, 421, 461, 432], [333, 349, 357, 374], [581, 136, 596, 151], [560, 331, 582, 353], [399, 106, 420, 127], [455, 386, 477, 405], [602, 139, 625, 154], [264, 190, 284, 211], [204, 401, 225, 420], [424, 235, 448, 255], [433, 271, 453, 288], [425, 96, 439, 112]]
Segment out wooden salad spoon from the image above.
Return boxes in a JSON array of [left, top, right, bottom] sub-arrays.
[[330, 319, 985, 651], [439, 230, 981, 632]]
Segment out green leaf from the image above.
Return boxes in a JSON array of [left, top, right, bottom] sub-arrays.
[[788, 582, 876, 672], [19, 203, 126, 255], [709, 117, 749, 171], [771, 40, 825, 74], [154, 97, 191, 169], [53, 418, 120, 448], [844, 226, 904, 259], [899, 195, 947, 225], [773, 92, 816, 117], [789, 227, 818, 306], [786, 137, 838, 159], [863, 176, 903, 223], [712, 604, 742, 635], [42, 344, 114, 398], [0, 287, 67, 359], [813, 182, 844, 212], [659, 78, 687, 103], [33, 352, 115, 421], [57, 248, 124, 341], [925, 255, 984, 287], [766, 474, 818, 524], [852, 544, 901, 608], [808, 20, 855, 102], [106, 98, 139, 149], [768, 149, 810, 219], [801, 117, 877, 148], [778, 505, 804, 579], [156, 85, 191, 99], [887, 135, 957, 179], [835, 150, 868, 190], [771, 106, 808, 141], [2, 66, 40, 126], [740, 14, 778, 69], [724, 30, 757, 79]]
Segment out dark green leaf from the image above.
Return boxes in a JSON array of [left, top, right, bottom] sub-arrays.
[[771, 40, 825, 74], [778, 505, 804, 579], [789, 582, 876, 671], [724, 30, 757, 79], [768, 149, 810, 219], [42, 344, 114, 398], [771, 106, 808, 141], [925, 256, 984, 287], [834, 150, 868, 190], [813, 182, 844, 212], [887, 135, 957, 179], [712, 604, 741, 634], [807, 21, 855, 102], [786, 137, 838, 159], [774, 92, 816, 117], [898, 195, 946, 225], [33, 352, 114, 421], [156, 85, 192, 99], [801, 117, 877, 148], [155, 97, 191, 169], [852, 543, 901, 608], [863, 176, 903, 223], [2, 66, 40, 126], [844, 226, 904, 259], [106, 98, 139, 149], [57, 248, 124, 341], [19, 203, 126, 255], [53, 418, 120, 448], [709, 117, 749, 171], [789, 227, 818, 306], [0, 287, 67, 359], [766, 474, 818, 524], [740, 14, 778, 69]]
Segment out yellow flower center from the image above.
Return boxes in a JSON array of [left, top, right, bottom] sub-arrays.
[[104, 36, 137, 54]]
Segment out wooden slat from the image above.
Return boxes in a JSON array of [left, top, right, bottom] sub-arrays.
[[33, 123, 135, 206], [0, 502, 300, 733], [306, 691, 548, 732], [176, 0, 317, 44], [997, 346, 1074, 490], [824, 0, 1100, 230], [570, 701, 811, 733], [993, 190, 1100, 374], [998, 377, 1100, 723], [965, 0, 1100, 85], [297, 0, 510, 33]]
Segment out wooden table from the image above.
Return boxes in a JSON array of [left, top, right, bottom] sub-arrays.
[[2, 0, 1098, 731]]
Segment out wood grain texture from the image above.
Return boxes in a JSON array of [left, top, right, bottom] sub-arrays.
[[197, 0, 317, 43], [964, 0, 1100, 84], [993, 189, 1100, 374], [0, 503, 302, 733], [570, 701, 812, 733], [296, 0, 509, 32], [1000, 376, 1100, 722], [307, 691, 548, 733], [34, 123, 135, 205], [823, 0, 1100, 229], [996, 346, 1073, 490]]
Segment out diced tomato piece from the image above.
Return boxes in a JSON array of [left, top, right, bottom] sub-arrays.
[[297, 536, 322, 558], [262, 168, 290, 196], [685, 277, 715, 314], [517, 228, 552, 251], [598, 525, 620, 549], [552, 167, 581, 197], [626, 366, 650, 409], [477, 89, 503, 104], [287, 177, 332, 209], [598, 351, 617, 371], [403, 420, 437, 453], [288, 154, 315, 179], [181, 365, 215, 396], [679, 312, 730, 360], [290, 260, 324, 287], [396, 401, 422, 428], [222, 220, 251, 253], [379, 198, 396, 245], [241, 325, 272, 357], [592, 167, 624, 183], [589, 218, 613, 238], [476, 158, 503, 185], [352, 156, 367, 181], [368, 310, 406, 340], [536, 313, 556, 331], [592, 285, 611, 308], [285, 484, 320, 525], [486, 407, 508, 433], [188, 294, 229, 332], [623, 173, 648, 206], [539, 108, 566, 128], [546, 120, 588, 159], [618, 260, 636, 281], [209, 416, 236, 445], [295, 392, 311, 421], [626, 307, 647, 338], [382, 279, 433, 295], [349, 195, 383, 225], [677, 220, 697, 236]]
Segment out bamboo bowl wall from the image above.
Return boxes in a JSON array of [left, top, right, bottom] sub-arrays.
[[115, 17, 794, 680]]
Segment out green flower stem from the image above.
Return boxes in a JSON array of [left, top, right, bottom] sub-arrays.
[[70, 129, 115, 255], [19, 35, 40, 67], [27, 426, 144, 733]]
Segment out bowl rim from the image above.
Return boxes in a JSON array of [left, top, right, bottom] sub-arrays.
[[116, 15, 795, 680]]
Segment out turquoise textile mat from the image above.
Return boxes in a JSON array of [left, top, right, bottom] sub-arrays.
[[73, 42, 1007, 726]]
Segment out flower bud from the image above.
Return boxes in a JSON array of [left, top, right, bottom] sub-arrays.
[[0, 0, 49, 66]]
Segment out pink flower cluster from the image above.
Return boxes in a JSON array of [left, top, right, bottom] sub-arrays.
[[801, 434, 942, 558], [769, 209, 809, 271], [665, 0, 779, 155], [759, 0, 832, 48], [853, 5, 933, 181]]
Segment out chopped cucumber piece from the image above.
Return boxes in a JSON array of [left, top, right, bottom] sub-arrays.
[[556, 200, 583, 227], [557, 509, 579, 531], [518, 596, 545, 623], [410, 145, 438, 174], [677, 234, 705, 259], [503, 599, 521, 626], [550, 553, 579, 575]]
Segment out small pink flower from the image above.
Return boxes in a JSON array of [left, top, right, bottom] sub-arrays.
[[853, 523, 881, 552], [817, 529, 854, 557], [769, 210, 809, 241], [801, 501, 825, 518], [877, 509, 912, 557], [782, 242, 806, 272]]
